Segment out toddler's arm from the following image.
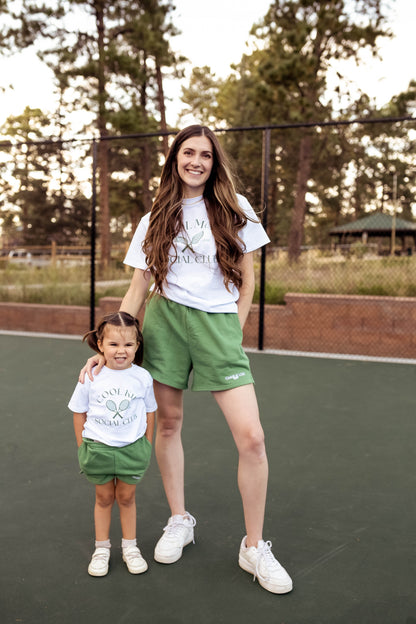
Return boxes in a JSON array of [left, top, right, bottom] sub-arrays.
[[145, 411, 155, 444], [73, 412, 87, 447]]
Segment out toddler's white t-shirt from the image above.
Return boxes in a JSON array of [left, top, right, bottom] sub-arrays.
[[68, 364, 157, 447], [124, 194, 270, 313]]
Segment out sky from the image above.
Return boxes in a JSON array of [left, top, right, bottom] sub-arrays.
[[0, 0, 415, 130]]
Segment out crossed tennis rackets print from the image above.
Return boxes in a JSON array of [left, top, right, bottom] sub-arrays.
[[105, 399, 130, 418], [175, 231, 204, 253]]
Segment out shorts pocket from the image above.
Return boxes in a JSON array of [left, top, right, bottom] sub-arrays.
[[78, 440, 108, 475]]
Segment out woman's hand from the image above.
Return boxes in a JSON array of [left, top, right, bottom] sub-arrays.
[[237, 251, 255, 329], [79, 353, 105, 383]]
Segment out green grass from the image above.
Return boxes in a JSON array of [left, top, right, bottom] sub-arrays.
[[253, 252, 416, 304], [0, 263, 130, 305], [1, 252, 416, 306]]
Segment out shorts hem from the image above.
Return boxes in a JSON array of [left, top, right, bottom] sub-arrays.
[[145, 369, 189, 390], [192, 377, 254, 392], [82, 474, 146, 486], [149, 371, 188, 390]]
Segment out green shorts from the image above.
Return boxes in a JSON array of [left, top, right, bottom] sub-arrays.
[[141, 296, 254, 392], [78, 436, 152, 485]]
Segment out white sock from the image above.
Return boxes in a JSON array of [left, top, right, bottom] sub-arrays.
[[95, 539, 111, 549], [122, 538, 137, 551]]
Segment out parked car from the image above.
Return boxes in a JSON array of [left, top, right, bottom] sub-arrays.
[[8, 249, 33, 265], [7, 249, 50, 267]]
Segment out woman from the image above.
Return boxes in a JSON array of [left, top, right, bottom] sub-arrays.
[[81, 125, 292, 594]]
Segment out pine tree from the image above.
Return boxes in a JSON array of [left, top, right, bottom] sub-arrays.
[[2, 0, 182, 266]]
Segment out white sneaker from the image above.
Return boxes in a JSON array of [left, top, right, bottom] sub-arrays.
[[154, 512, 196, 564], [122, 545, 148, 574], [238, 536, 293, 594], [88, 547, 110, 577]]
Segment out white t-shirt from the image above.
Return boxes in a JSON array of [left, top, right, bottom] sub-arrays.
[[124, 194, 270, 313], [68, 365, 157, 447]]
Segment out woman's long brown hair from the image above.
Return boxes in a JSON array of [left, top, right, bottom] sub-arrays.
[[142, 125, 251, 295]]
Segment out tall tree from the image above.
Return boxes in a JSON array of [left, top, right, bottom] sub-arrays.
[[249, 0, 390, 260], [108, 103, 160, 236], [180, 66, 222, 126], [1, 107, 60, 245], [3, 0, 181, 267], [182, 1, 392, 257], [0, 107, 91, 245]]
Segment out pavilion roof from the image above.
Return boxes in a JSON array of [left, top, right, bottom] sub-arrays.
[[330, 212, 416, 234]]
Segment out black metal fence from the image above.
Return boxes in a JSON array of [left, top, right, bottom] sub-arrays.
[[1, 116, 415, 357]]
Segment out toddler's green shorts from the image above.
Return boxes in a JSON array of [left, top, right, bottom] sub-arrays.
[[78, 436, 152, 485], [142, 295, 254, 392]]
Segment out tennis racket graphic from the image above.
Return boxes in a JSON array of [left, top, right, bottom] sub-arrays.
[[106, 399, 130, 418], [176, 231, 204, 252]]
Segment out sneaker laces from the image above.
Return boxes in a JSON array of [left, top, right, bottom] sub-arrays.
[[163, 513, 196, 543], [254, 540, 281, 583]]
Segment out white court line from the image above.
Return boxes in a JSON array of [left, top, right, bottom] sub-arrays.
[[245, 347, 416, 365], [0, 329, 82, 340], [2, 329, 416, 365]]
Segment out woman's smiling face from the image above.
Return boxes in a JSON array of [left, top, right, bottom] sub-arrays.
[[176, 135, 214, 198]]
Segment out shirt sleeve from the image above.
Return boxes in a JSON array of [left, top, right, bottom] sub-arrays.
[[68, 380, 90, 413], [237, 195, 270, 253], [123, 213, 151, 269]]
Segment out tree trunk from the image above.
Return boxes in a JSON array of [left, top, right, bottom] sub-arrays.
[[98, 139, 110, 268], [269, 177, 277, 243], [96, 1, 111, 270], [288, 133, 312, 263], [155, 61, 169, 157], [140, 54, 152, 213]]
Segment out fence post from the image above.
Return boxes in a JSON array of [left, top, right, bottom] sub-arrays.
[[90, 139, 97, 331], [258, 128, 270, 350], [51, 240, 57, 266]]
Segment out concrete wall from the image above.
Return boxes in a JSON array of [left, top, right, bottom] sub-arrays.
[[1, 293, 415, 359]]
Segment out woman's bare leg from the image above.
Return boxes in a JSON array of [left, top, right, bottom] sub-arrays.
[[154, 381, 186, 515], [213, 384, 268, 547]]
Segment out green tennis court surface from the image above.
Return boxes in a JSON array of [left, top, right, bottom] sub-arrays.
[[1, 333, 415, 624]]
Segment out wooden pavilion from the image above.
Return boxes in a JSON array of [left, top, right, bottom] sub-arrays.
[[330, 212, 416, 255]]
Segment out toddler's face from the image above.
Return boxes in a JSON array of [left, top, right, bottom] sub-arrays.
[[98, 325, 139, 370]]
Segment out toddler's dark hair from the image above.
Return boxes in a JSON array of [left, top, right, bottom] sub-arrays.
[[83, 311, 144, 365]]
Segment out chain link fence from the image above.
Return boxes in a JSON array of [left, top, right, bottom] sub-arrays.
[[1, 118, 415, 358]]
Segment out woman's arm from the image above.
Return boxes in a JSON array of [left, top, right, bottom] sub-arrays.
[[237, 251, 255, 329], [120, 268, 151, 317], [73, 412, 87, 447], [79, 352, 105, 383]]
